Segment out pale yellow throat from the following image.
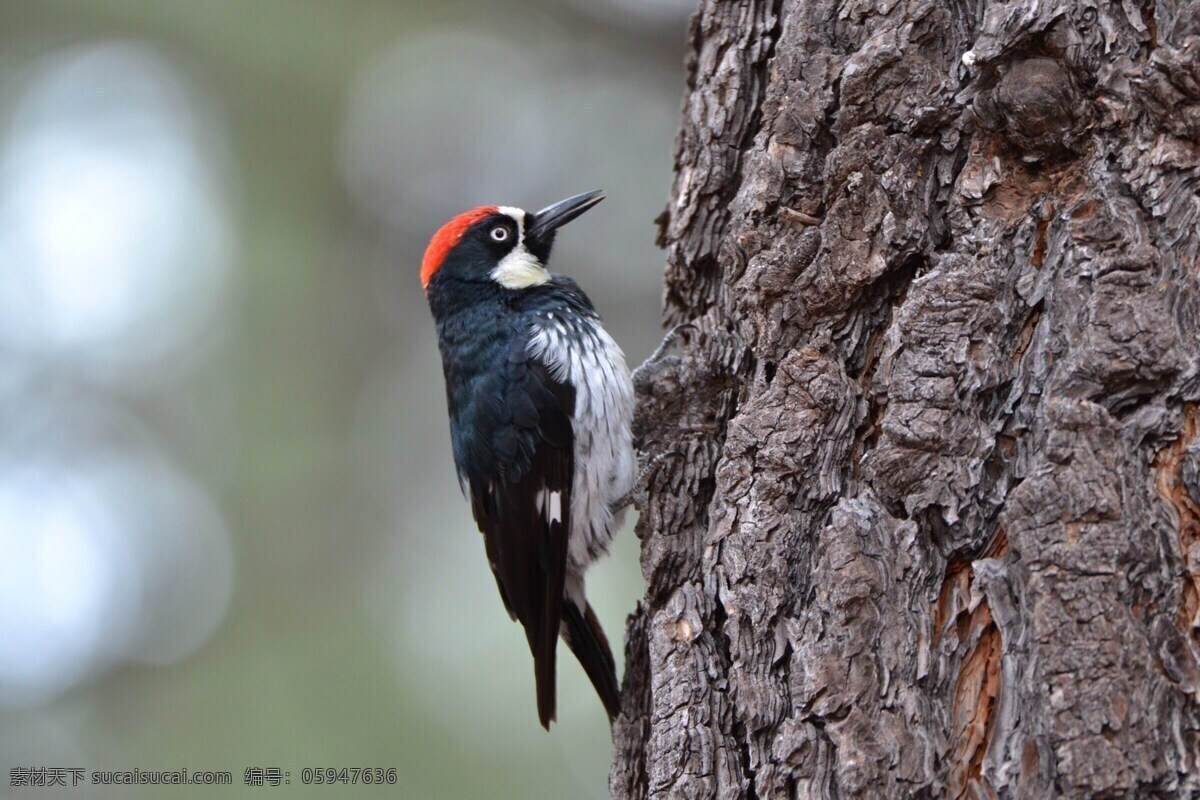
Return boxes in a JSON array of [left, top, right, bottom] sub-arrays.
[[491, 245, 550, 290]]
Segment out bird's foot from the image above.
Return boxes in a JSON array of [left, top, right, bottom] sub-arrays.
[[631, 322, 695, 388], [612, 449, 684, 513]]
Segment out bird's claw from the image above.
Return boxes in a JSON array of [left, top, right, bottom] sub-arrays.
[[632, 322, 695, 388], [612, 449, 684, 513]]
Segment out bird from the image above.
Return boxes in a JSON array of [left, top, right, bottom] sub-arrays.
[[421, 190, 634, 728]]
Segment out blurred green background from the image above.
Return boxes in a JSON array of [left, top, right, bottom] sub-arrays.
[[0, 2, 686, 797]]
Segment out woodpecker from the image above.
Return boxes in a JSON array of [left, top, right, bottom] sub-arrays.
[[422, 191, 634, 728]]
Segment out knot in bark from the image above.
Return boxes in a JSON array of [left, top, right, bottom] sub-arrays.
[[972, 57, 1091, 161]]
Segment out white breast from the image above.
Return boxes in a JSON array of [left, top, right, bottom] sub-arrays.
[[527, 313, 635, 574]]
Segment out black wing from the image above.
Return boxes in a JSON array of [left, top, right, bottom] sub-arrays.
[[465, 334, 574, 729]]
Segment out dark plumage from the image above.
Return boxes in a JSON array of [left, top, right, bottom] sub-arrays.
[[423, 193, 632, 728]]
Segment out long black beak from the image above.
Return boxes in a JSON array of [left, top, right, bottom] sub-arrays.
[[526, 190, 604, 242]]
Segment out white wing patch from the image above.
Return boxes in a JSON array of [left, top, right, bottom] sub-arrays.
[[536, 488, 564, 525]]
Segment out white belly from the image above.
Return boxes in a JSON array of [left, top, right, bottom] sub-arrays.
[[527, 315, 635, 573]]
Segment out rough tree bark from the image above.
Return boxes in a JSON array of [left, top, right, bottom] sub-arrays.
[[611, 1, 1200, 797]]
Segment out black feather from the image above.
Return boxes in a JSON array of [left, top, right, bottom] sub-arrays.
[[455, 326, 575, 728], [562, 600, 621, 722], [431, 273, 613, 727]]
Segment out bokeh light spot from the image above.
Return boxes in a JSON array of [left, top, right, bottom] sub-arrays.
[[0, 42, 233, 378]]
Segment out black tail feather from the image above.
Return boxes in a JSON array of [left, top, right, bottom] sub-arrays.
[[535, 576, 562, 729], [535, 645, 556, 729], [562, 600, 621, 722], [534, 521, 567, 730]]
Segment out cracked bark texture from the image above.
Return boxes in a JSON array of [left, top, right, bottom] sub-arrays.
[[611, 1, 1200, 798]]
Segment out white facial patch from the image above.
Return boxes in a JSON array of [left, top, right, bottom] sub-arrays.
[[492, 246, 548, 289], [491, 206, 550, 290]]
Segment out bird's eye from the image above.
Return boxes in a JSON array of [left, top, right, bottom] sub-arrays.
[[490, 226, 510, 242]]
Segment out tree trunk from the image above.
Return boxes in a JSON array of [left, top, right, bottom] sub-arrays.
[[611, 1, 1200, 797]]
